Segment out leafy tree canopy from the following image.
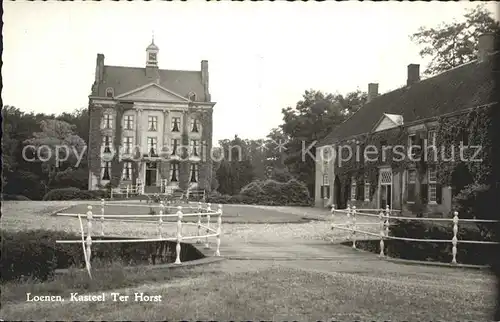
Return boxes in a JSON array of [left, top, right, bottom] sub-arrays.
[[411, 5, 500, 76]]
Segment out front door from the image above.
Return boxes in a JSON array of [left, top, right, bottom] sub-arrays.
[[145, 162, 157, 187], [379, 185, 392, 209], [379, 168, 393, 209]]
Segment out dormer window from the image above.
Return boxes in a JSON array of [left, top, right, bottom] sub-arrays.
[[188, 92, 197, 101], [106, 88, 114, 98]]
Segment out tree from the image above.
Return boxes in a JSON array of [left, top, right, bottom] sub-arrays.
[[24, 119, 87, 193], [57, 107, 89, 144], [411, 5, 500, 76], [264, 127, 290, 180], [215, 135, 255, 195], [280, 89, 367, 195]]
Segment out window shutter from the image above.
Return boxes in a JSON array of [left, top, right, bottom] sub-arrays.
[[436, 184, 442, 204], [420, 183, 428, 204], [326, 186, 330, 198]]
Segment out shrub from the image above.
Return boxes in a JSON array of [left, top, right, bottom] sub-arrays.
[[206, 193, 233, 205], [281, 179, 311, 205], [453, 183, 495, 239], [210, 179, 311, 206], [0, 229, 205, 282], [42, 188, 105, 201], [240, 181, 264, 198], [260, 180, 285, 202], [2, 194, 31, 201], [387, 219, 496, 265]]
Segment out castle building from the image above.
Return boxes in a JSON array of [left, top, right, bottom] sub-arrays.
[[315, 33, 496, 217], [88, 38, 215, 194]]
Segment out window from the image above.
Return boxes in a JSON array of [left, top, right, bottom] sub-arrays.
[[322, 174, 329, 186], [408, 134, 417, 158], [147, 137, 157, 156], [407, 169, 417, 203], [170, 163, 179, 182], [351, 177, 357, 201], [190, 164, 199, 183], [364, 179, 370, 201], [190, 140, 199, 157], [103, 114, 113, 129], [427, 130, 436, 147], [102, 136, 112, 153], [428, 166, 437, 203], [323, 161, 328, 173], [123, 136, 133, 154], [122, 162, 132, 180], [321, 174, 330, 199], [148, 116, 158, 131], [190, 118, 199, 133], [188, 92, 197, 101], [171, 117, 180, 132], [149, 53, 157, 61], [101, 162, 111, 181], [124, 115, 134, 130], [106, 88, 114, 98], [459, 130, 469, 146], [171, 139, 180, 156]]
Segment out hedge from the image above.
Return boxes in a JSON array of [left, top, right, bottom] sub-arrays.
[[207, 179, 312, 206], [0, 229, 205, 282], [386, 220, 497, 265], [42, 188, 107, 201], [2, 194, 31, 201]]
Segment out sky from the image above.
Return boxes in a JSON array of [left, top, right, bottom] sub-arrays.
[[3, 2, 498, 143]]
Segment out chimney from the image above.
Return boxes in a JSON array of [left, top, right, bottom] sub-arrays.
[[201, 60, 211, 102], [95, 54, 104, 83], [407, 64, 420, 86], [477, 33, 494, 62], [367, 83, 379, 102]]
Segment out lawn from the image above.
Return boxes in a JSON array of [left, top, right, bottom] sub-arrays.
[[0, 260, 495, 321], [61, 202, 317, 224], [1, 201, 496, 320]]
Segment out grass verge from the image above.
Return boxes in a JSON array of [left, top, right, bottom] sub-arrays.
[[0, 263, 494, 321], [1, 260, 212, 305]]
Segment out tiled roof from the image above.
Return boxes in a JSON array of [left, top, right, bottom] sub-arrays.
[[318, 53, 497, 147], [98, 65, 206, 102]]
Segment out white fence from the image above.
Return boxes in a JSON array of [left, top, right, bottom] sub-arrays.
[[109, 184, 206, 202], [110, 183, 143, 199], [55, 200, 222, 279], [331, 205, 498, 265]]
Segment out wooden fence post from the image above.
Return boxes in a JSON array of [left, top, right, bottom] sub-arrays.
[[86, 205, 93, 269], [352, 206, 357, 249], [385, 205, 390, 237], [205, 203, 211, 249], [379, 210, 385, 257], [346, 205, 351, 241], [331, 205, 336, 231], [175, 206, 183, 264], [197, 202, 202, 244], [158, 201, 164, 239], [452, 211, 459, 264], [100, 199, 105, 236], [216, 204, 222, 256]]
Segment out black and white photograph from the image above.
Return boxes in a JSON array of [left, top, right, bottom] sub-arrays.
[[1, 1, 500, 320]]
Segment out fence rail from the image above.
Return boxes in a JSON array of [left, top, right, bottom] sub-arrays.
[[55, 200, 222, 278], [330, 205, 498, 264]]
